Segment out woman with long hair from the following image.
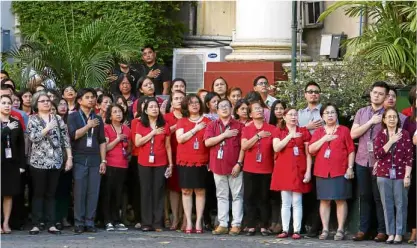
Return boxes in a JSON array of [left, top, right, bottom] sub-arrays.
[[19, 88, 33, 115], [227, 87, 242, 108], [114, 95, 132, 125], [135, 98, 173, 232], [203, 92, 220, 121], [233, 99, 251, 126], [211, 77, 228, 99], [116, 75, 136, 114], [161, 78, 186, 115], [176, 94, 211, 234], [269, 100, 287, 127]]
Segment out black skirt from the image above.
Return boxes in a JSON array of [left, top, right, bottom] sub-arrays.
[[1, 161, 20, 196], [316, 176, 352, 200], [177, 165, 207, 189]]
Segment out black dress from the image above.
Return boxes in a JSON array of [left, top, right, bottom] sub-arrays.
[[403, 117, 416, 230], [1, 117, 25, 196]]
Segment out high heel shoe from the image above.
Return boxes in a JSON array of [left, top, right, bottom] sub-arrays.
[[184, 229, 193, 234], [195, 229, 203, 234]]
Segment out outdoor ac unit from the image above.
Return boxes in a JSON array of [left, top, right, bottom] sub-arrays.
[[302, 1, 324, 29], [173, 47, 232, 93]]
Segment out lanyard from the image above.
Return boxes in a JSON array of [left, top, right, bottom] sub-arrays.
[[111, 124, 126, 143], [388, 128, 398, 168], [2, 122, 11, 148], [218, 122, 229, 148], [325, 126, 337, 148], [79, 110, 94, 136]]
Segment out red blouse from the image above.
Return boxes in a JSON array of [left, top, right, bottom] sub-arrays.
[[241, 122, 275, 174], [374, 129, 413, 179], [136, 122, 170, 167], [164, 112, 179, 162], [131, 118, 140, 156], [309, 125, 355, 178], [176, 117, 211, 167], [104, 124, 131, 168]]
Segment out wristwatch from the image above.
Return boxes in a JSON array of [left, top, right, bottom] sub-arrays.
[[237, 162, 243, 167], [101, 159, 107, 164], [256, 134, 261, 140]]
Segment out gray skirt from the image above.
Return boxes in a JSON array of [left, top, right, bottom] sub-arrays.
[[316, 176, 352, 200]]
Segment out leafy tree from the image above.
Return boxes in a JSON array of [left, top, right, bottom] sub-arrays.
[[318, 1, 416, 85]]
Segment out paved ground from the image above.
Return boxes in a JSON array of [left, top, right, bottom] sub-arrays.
[[1, 230, 415, 248]]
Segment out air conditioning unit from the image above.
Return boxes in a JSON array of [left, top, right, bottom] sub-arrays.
[[173, 47, 232, 93], [302, 1, 324, 29]]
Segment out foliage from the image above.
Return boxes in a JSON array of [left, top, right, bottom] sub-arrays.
[[318, 1, 416, 85], [12, 1, 186, 65], [277, 58, 389, 122], [8, 15, 139, 89]]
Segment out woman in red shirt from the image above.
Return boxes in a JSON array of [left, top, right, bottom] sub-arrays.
[[271, 107, 312, 239], [233, 99, 251, 126], [175, 94, 211, 234], [308, 103, 355, 241], [374, 107, 413, 244], [241, 101, 275, 236], [164, 90, 185, 230], [103, 104, 131, 232], [128, 96, 150, 230], [135, 98, 173, 232]]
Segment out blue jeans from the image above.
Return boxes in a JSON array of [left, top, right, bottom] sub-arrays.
[[356, 164, 386, 234], [73, 155, 101, 227]]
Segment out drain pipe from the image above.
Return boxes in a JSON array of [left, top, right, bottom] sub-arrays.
[[291, 1, 298, 84]]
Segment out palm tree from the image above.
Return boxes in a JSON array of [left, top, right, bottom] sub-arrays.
[[9, 14, 138, 89], [318, 1, 416, 85]]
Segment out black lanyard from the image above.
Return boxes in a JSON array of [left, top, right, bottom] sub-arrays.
[[1, 122, 11, 148], [218, 122, 229, 148], [79, 110, 94, 136]]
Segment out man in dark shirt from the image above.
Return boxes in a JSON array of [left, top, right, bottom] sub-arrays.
[[108, 61, 142, 95], [133, 45, 171, 95], [67, 88, 107, 234]]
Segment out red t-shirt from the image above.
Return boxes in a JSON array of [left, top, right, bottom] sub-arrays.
[[241, 122, 275, 174], [132, 96, 165, 116], [176, 117, 211, 167], [104, 124, 131, 168], [131, 118, 141, 156], [402, 106, 413, 117], [309, 125, 355, 178], [164, 113, 180, 162], [136, 122, 170, 167]]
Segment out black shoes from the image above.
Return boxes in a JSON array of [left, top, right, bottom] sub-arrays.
[[85, 226, 97, 233], [74, 225, 84, 234]]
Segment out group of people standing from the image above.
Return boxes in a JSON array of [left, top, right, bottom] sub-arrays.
[[0, 61, 416, 245]]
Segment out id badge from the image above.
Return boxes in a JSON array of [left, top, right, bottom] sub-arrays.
[[293, 146, 299, 156], [193, 140, 199, 150], [367, 141, 374, 152], [389, 167, 396, 179], [324, 148, 331, 159], [86, 136, 93, 148], [122, 147, 128, 158], [217, 148, 223, 159], [256, 152, 262, 162], [149, 153, 155, 163], [5, 148, 12, 158]]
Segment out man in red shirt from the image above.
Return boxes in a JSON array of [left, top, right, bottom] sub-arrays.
[[204, 99, 244, 236]]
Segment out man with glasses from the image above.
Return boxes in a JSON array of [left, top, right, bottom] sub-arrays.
[[253, 76, 277, 107], [351, 81, 389, 242], [383, 87, 407, 127], [204, 98, 244, 236], [298, 81, 323, 238]]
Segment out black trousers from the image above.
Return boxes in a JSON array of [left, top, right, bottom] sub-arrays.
[[204, 170, 217, 226], [138, 165, 166, 229], [127, 156, 141, 223], [243, 172, 271, 228], [302, 176, 322, 232], [30, 167, 61, 227], [270, 190, 282, 224], [102, 166, 127, 224]]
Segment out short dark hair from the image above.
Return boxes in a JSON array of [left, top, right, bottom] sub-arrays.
[[269, 100, 287, 126], [382, 107, 401, 130], [46, 88, 60, 100], [203, 92, 220, 114], [113, 95, 129, 117], [1, 78, 16, 91], [18, 88, 33, 110], [75, 88, 97, 109], [408, 86, 416, 105], [97, 93, 113, 105], [211, 77, 229, 92], [1, 95, 12, 104], [57, 98, 69, 123], [61, 85, 76, 97], [244, 91, 268, 109], [181, 94, 204, 117], [0, 84, 13, 94], [216, 98, 232, 110], [1, 70, 10, 78], [278, 107, 297, 129], [116, 74, 134, 96], [304, 81, 321, 92], [141, 45, 155, 53], [388, 87, 398, 96], [170, 78, 187, 94], [140, 98, 165, 128], [247, 101, 262, 119], [137, 76, 155, 97], [370, 81, 390, 94], [227, 87, 242, 98], [319, 103, 340, 120], [135, 96, 151, 118], [233, 99, 250, 120], [166, 90, 186, 114], [253, 76, 268, 86], [105, 103, 126, 124]]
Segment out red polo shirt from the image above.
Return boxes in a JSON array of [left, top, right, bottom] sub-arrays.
[[204, 118, 243, 175], [241, 122, 275, 174], [104, 124, 131, 168], [164, 113, 180, 161], [136, 122, 170, 167], [131, 118, 141, 156], [309, 125, 355, 178], [176, 117, 211, 167]]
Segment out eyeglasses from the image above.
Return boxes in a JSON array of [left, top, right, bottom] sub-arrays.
[[189, 101, 200, 105], [323, 111, 337, 115], [286, 113, 298, 117], [385, 115, 398, 120], [38, 99, 51, 103], [256, 81, 268, 86], [218, 104, 231, 109], [306, 90, 320, 95]]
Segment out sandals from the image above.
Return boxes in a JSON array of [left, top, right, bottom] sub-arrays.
[[277, 231, 289, 238], [319, 230, 329, 240], [334, 230, 345, 241], [292, 232, 302, 240]]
